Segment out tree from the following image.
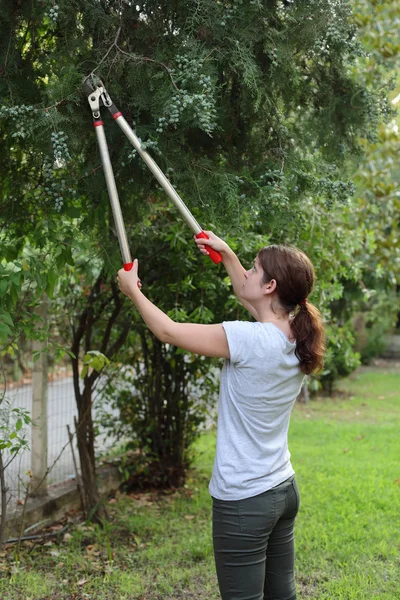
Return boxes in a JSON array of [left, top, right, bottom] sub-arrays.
[[326, 0, 400, 366], [1, 0, 392, 514]]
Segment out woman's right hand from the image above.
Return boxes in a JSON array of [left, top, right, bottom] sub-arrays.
[[194, 231, 230, 257]]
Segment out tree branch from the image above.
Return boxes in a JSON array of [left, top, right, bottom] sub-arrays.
[[115, 45, 181, 92], [100, 280, 122, 354], [85, 26, 122, 81]]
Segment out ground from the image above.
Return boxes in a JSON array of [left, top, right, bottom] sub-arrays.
[[1, 361, 400, 599]]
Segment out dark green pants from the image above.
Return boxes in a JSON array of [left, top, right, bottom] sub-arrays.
[[212, 476, 300, 600]]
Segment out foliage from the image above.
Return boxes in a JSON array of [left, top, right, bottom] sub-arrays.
[[1, 0, 387, 236], [0, 0, 398, 493], [81, 351, 110, 380], [1, 0, 393, 344], [0, 401, 31, 454], [335, 0, 400, 364], [0, 223, 85, 358], [318, 324, 361, 396], [0, 396, 32, 545]]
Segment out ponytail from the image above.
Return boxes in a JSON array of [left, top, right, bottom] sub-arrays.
[[291, 301, 326, 375], [257, 245, 326, 375]]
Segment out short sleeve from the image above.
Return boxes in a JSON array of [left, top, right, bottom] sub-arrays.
[[222, 321, 255, 365]]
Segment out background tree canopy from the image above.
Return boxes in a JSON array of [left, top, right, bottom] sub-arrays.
[[1, 0, 395, 337], [0, 0, 399, 498], [1, 0, 389, 232]]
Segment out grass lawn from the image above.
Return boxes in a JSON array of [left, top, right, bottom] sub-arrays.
[[2, 364, 400, 599]]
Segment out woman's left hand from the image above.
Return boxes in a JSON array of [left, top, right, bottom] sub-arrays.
[[117, 259, 142, 298]]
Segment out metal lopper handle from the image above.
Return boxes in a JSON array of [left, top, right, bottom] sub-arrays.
[[110, 110, 223, 264]]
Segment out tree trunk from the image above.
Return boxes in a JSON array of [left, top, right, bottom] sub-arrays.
[[71, 304, 108, 524], [69, 274, 129, 524], [73, 382, 108, 524]]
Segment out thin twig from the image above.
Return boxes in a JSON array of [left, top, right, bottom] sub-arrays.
[[0, 357, 6, 404], [37, 27, 123, 116], [67, 424, 86, 518], [85, 26, 122, 81], [44, 98, 69, 112], [4, 448, 24, 472], [15, 434, 74, 500], [115, 45, 181, 92], [4, 32, 12, 72], [3, 429, 78, 545], [204, 47, 218, 61], [4, 35, 14, 105], [15, 477, 30, 556]]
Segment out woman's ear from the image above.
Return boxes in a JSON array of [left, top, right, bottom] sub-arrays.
[[263, 278, 277, 295]]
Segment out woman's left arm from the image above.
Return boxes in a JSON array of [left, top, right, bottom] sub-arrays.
[[117, 262, 230, 359]]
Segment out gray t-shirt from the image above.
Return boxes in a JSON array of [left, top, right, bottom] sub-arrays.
[[209, 320, 304, 501]]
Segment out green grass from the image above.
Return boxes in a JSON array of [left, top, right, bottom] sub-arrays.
[[2, 366, 400, 599], [291, 367, 400, 599]]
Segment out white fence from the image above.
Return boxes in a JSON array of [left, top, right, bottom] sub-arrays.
[[2, 365, 218, 512], [3, 375, 119, 509]]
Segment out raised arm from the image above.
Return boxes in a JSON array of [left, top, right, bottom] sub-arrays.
[[117, 261, 230, 359], [194, 232, 260, 321]]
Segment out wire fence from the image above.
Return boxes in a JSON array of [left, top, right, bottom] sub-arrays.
[[3, 374, 120, 510], [2, 366, 218, 513]]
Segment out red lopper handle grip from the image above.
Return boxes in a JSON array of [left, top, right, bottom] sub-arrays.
[[123, 261, 142, 288], [195, 232, 223, 264]]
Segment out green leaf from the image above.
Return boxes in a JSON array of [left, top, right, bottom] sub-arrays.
[[46, 271, 57, 299], [32, 352, 41, 363], [16, 419, 23, 431], [0, 311, 14, 327], [10, 273, 22, 288], [66, 206, 81, 219], [1, 311, 14, 327], [3, 246, 18, 261], [82, 351, 109, 372], [91, 358, 102, 372], [10, 285, 18, 305], [56, 252, 65, 270], [0, 280, 8, 297], [80, 365, 88, 379], [0, 322, 12, 342], [64, 246, 74, 266], [83, 354, 92, 365]]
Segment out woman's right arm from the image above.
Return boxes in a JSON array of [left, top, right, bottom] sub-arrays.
[[194, 232, 259, 321]]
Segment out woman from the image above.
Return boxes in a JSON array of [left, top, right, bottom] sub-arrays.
[[117, 231, 325, 600]]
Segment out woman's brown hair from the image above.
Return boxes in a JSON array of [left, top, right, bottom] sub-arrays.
[[257, 245, 326, 375]]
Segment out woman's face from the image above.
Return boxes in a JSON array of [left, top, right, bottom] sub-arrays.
[[241, 256, 267, 302]]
